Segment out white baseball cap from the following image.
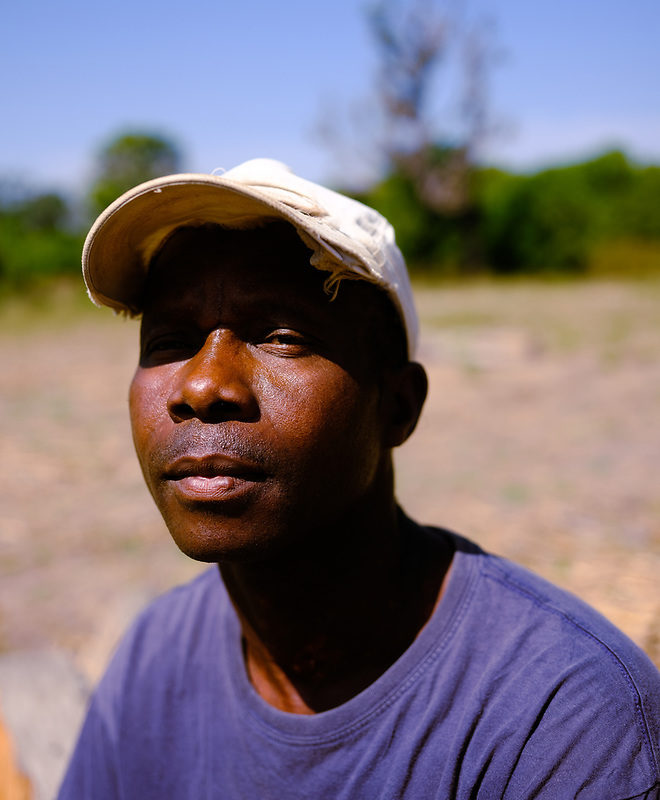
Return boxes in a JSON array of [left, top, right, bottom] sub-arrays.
[[82, 158, 419, 356]]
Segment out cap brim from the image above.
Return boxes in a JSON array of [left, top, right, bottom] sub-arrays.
[[82, 174, 339, 315]]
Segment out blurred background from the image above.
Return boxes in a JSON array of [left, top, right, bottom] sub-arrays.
[[1, 1, 659, 795], [2, 0, 660, 284]]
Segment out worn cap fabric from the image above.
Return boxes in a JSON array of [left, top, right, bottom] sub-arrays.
[[82, 158, 419, 355]]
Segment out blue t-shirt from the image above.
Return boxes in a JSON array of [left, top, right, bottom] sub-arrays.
[[59, 531, 660, 799]]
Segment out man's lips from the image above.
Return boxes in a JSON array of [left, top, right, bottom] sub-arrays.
[[164, 455, 267, 480], [163, 455, 267, 502]]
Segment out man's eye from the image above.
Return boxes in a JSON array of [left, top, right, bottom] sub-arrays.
[[142, 335, 195, 362], [265, 330, 304, 345], [262, 329, 314, 353]]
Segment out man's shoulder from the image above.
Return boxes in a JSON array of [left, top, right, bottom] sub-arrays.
[[427, 531, 660, 796], [444, 531, 644, 648], [478, 545, 653, 666], [447, 533, 659, 688], [99, 567, 228, 691]]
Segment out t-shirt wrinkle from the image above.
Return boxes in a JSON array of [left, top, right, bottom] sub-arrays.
[[482, 558, 660, 777]]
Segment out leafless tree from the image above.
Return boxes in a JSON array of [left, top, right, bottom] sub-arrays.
[[319, 1, 497, 213], [369, 0, 496, 216]]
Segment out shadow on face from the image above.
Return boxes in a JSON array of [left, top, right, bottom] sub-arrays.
[[139, 221, 409, 382]]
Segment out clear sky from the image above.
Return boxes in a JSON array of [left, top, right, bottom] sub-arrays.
[[3, 0, 659, 196]]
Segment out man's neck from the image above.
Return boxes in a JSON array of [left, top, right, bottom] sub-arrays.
[[219, 504, 453, 714]]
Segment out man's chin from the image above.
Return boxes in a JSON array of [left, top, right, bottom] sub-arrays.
[[165, 520, 302, 565]]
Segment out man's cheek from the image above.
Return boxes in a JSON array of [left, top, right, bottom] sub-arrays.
[[130, 372, 169, 433], [129, 387, 161, 491]]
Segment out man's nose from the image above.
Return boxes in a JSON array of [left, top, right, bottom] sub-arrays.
[[167, 329, 259, 423]]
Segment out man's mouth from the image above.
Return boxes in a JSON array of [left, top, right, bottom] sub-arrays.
[[163, 455, 267, 502]]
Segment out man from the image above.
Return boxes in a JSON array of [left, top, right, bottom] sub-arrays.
[[60, 159, 659, 798]]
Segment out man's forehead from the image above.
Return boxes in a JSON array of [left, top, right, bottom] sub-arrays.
[[154, 220, 307, 257], [143, 222, 332, 308]]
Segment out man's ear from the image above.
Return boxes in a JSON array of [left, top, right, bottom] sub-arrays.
[[381, 362, 428, 448]]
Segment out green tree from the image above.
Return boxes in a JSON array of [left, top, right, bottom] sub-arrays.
[[19, 192, 70, 231], [0, 190, 82, 287], [360, 159, 466, 274], [89, 132, 182, 215], [484, 167, 591, 274], [0, 214, 81, 287], [618, 164, 660, 238]]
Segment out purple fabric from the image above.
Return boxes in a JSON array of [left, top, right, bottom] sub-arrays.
[[59, 531, 660, 799]]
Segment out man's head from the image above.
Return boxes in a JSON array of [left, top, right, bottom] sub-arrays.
[[84, 160, 428, 563]]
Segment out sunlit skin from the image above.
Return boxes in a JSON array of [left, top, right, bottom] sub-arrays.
[[129, 223, 453, 712]]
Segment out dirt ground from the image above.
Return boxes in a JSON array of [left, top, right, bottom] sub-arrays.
[[1, 279, 659, 682]]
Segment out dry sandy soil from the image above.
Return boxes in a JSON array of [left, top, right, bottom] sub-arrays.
[[1, 279, 659, 683]]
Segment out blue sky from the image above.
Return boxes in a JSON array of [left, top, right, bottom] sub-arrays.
[[3, 0, 659, 195]]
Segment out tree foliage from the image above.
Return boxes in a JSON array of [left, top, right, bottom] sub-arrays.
[[353, 2, 660, 277], [0, 192, 82, 287], [0, 129, 182, 290], [89, 132, 182, 216], [1, 125, 660, 291], [360, 150, 660, 275]]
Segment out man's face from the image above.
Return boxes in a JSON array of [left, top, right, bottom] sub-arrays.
[[129, 224, 395, 563]]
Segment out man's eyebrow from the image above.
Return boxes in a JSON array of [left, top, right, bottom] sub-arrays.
[[245, 291, 334, 322]]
